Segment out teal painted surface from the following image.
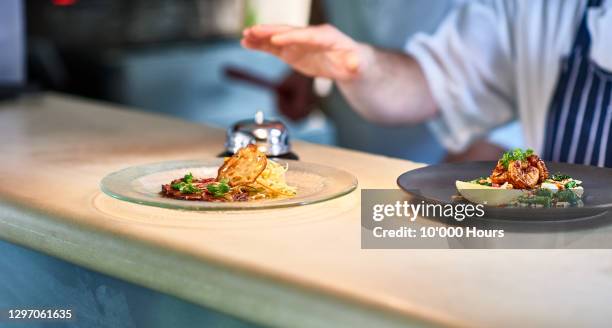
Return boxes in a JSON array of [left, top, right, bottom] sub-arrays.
[[0, 239, 257, 328]]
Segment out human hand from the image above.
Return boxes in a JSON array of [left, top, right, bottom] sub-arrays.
[[241, 24, 370, 81]]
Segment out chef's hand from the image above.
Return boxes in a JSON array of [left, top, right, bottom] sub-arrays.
[[241, 24, 370, 81], [242, 24, 437, 125]]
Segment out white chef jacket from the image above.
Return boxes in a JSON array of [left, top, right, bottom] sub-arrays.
[[406, 0, 612, 153]]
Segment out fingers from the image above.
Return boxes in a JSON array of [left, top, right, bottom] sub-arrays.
[[270, 25, 349, 49], [241, 24, 297, 56], [241, 38, 281, 56], [241, 24, 363, 81], [243, 24, 294, 39], [243, 24, 352, 50]]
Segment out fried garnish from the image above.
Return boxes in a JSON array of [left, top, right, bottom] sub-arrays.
[[217, 144, 267, 187]]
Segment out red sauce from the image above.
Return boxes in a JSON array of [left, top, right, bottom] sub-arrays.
[[160, 177, 249, 202]]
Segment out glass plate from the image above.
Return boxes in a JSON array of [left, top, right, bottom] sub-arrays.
[[100, 159, 358, 210]]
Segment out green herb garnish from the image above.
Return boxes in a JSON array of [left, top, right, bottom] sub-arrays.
[[207, 179, 230, 197], [518, 195, 552, 207], [535, 188, 553, 198], [500, 148, 534, 169], [551, 172, 572, 181], [565, 180, 577, 189], [171, 182, 201, 194], [170, 172, 201, 194], [473, 177, 492, 186], [557, 189, 578, 204]]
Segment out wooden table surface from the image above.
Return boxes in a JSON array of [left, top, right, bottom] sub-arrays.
[[0, 93, 610, 328]]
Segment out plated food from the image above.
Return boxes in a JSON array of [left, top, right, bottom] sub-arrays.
[[456, 149, 583, 207], [101, 156, 357, 211], [161, 145, 296, 202], [397, 158, 610, 221]]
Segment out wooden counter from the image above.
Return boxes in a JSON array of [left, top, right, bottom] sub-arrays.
[[0, 93, 610, 328]]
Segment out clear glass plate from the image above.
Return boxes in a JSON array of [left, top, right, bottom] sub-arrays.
[[100, 159, 358, 211]]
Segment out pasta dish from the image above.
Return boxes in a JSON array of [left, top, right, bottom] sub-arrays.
[[161, 145, 297, 202]]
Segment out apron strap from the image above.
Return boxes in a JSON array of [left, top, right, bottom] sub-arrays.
[[573, 0, 603, 52]]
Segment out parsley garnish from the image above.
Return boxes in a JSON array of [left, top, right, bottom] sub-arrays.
[[171, 172, 201, 194], [171, 182, 202, 194], [207, 179, 230, 197], [184, 172, 194, 184], [565, 180, 577, 189], [500, 148, 534, 169], [551, 172, 572, 181]]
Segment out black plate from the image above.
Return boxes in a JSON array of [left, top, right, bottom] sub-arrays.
[[397, 161, 612, 221]]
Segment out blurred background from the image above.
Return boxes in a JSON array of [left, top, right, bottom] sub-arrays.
[[1, 0, 524, 165]]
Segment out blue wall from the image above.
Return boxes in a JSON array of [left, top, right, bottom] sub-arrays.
[[0, 239, 256, 328]]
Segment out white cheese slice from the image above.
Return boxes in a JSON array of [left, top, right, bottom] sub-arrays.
[[455, 180, 527, 206], [540, 182, 559, 192]]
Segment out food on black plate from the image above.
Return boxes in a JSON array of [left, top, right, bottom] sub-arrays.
[[455, 149, 583, 207]]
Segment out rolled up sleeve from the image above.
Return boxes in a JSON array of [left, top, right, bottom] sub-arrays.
[[405, 0, 517, 152]]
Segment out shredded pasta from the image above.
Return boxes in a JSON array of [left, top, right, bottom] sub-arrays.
[[227, 159, 297, 200]]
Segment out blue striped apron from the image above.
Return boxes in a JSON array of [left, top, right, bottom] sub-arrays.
[[543, 0, 612, 167]]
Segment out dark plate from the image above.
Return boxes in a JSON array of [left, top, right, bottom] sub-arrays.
[[397, 161, 612, 221]]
